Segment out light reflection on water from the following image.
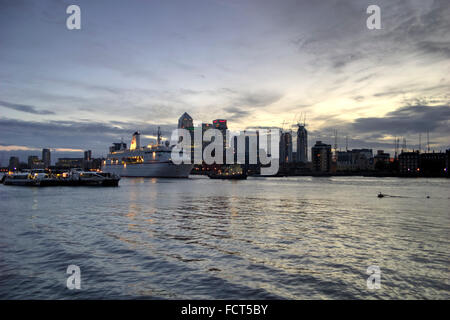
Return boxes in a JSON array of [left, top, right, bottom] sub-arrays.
[[0, 176, 449, 299]]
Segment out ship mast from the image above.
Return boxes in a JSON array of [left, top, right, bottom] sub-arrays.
[[157, 126, 162, 145]]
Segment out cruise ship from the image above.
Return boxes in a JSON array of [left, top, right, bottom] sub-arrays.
[[102, 128, 194, 178]]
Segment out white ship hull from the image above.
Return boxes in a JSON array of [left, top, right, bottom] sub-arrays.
[[102, 162, 194, 178]]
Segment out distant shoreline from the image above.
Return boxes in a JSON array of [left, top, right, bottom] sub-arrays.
[[191, 171, 449, 179]]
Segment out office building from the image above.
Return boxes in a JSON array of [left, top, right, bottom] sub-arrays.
[[212, 119, 228, 164], [419, 152, 446, 176], [28, 156, 44, 169], [8, 156, 20, 170], [398, 151, 420, 174], [42, 148, 51, 168], [374, 150, 390, 164], [178, 112, 194, 129], [84, 150, 92, 161], [279, 131, 293, 164], [336, 149, 373, 171], [312, 141, 332, 172], [56, 158, 84, 169], [296, 124, 308, 163]]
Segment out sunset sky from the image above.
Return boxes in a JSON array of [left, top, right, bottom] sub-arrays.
[[1, 0, 449, 162]]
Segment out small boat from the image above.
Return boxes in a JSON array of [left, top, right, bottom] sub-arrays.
[[66, 169, 121, 186], [377, 192, 384, 198]]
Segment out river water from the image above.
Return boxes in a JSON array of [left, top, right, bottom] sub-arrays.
[[0, 176, 449, 299]]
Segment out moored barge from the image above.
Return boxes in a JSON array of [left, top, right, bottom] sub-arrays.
[[2, 169, 120, 187]]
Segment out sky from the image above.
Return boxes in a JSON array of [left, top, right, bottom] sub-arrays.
[[0, 0, 449, 163]]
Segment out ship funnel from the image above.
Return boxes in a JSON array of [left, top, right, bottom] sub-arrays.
[[130, 131, 141, 150]]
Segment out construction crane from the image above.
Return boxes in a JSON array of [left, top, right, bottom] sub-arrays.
[[419, 133, 422, 153]]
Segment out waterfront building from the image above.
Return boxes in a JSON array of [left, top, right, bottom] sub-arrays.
[[28, 156, 39, 168], [231, 130, 260, 174], [28, 155, 44, 169], [336, 149, 373, 171], [56, 158, 84, 169], [296, 124, 308, 163], [178, 113, 195, 162], [202, 123, 212, 133], [374, 150, 390, 165], [279, 131, 293, 164], [83, 150, 93, 170], [446, 149, 450, 177], [199, 123, 213, 161], [178, 112, 194, 129], [399, 151, 420, 174], [84, 150, 92, 161], [336, 151, 352, 171], [212, 119, 228, 145], [373, 150, 391, 171], [398, 150, 447, 176], [42, 148, 51, 168], [312, 141, 332, 172], [419, 152, 446, 176], [212, 119, 228, 164], [8, 156, 20, 170], [201, 123, 212, 148], [352, 149, 374, 171]]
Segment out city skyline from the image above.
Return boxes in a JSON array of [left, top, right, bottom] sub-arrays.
[[1, 0, 449, 160]]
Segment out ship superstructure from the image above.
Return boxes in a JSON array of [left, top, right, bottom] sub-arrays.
[[102, 129, 193, 178]]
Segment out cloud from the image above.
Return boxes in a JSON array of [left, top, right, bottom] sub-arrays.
[[0, 145, 40, 152], [0, 100, 55, 115], [234, 91, 283, 108], [223, 106, 251, 120], [314, 104, 450, 154], [0, 117, 177, 152], [352, 105, 450, 135], [1, 0, 449, 159], [417, 40, 450, 58]]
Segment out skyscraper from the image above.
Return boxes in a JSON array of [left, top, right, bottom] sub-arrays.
[[83, 150, 93, 170], [279, 131, 293, 164], [201, 123, 213, 154], [296, 124, 308, 163], [178, 112, 194, 129], [213, 119, 228, 164], [178, 113, 194, 162], [84, 150, 92, 161], [212, 119, 227, 137], [42, 148, 51, 168]]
